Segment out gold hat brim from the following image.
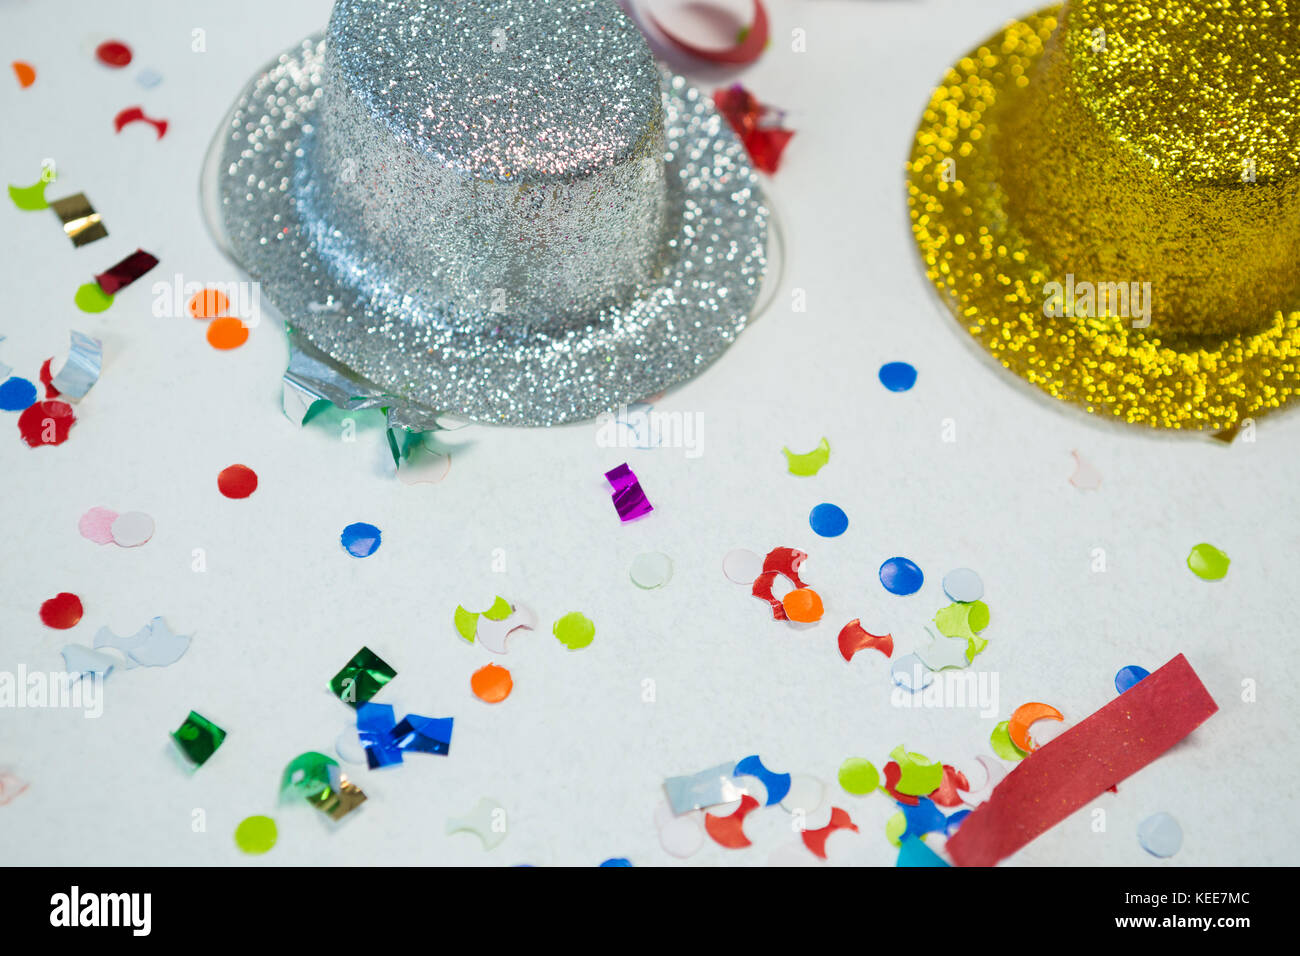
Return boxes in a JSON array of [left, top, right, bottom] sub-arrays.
[[907, 7, 1300, 432]]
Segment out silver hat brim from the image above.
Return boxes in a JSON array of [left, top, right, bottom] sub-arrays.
[[202, 35, 769, 427]]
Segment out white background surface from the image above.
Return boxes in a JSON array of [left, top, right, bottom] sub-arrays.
[[2, 0, 1296, 867]]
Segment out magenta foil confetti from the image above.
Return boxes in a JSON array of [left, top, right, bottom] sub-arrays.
[[95, 248, 159, 295], [605, 462, 653, 521]]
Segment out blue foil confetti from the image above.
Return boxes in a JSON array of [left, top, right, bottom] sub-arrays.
[[341, 522, 382, 557], [1115, 665, 1151, 694], [391, 715, 454, 755], [878, 362, 918, 392], [808, 502, 849, 537], [897, 797, 948, 841], [879, 556, 924, 595], [897, 835, 949, 867], [733, 755, 792, 806], [0, 377, 38, 411]]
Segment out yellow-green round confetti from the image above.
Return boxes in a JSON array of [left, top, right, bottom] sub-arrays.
[[838, 758, 879, 795], [991, 720, 1027, 761], [886, 810, 907, 847], [234, 815, 277, 854], [890, 745, 944, 795], [74, 282, 113, 313], [553, 612, 595, 650], [1187, 543, 1229, 581], [966, 600, 990, 632]]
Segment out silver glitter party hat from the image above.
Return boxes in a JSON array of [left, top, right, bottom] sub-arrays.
[[204, 0, 768, 426]]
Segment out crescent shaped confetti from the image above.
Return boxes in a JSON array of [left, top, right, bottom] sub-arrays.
[[651, 0, 769, 65], [946, 654, 1218, 867], [782, 437, 829, 476], [837, 619, 893, 661], [1007, 702, 1064, 753], [889, 745, 945, 796], [704, 794, 759, 849], [113, 105, 168, 139], [7, 177, 50, 211], [733, 755, 791, 805], [801, 806, 858, 858]]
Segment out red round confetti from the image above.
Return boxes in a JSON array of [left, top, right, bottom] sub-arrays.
[[217, 464, 258, 499], [95, 40, 132, 68], [39, 358, 60, 398], [40, 592, 83, 630], [18, 400, 76, 447]]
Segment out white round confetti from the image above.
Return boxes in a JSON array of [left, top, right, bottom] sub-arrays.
[[110, 511, 155, 548], [335, 730, 367, 765], [658, 813, 706, 859], [942, 567, 984, 603], [722, 548, 763, 585], [1137, 812, 1183, 858], [630, 551, 673, 589], [891, 653, 935, 692], [780, 774, 825, 815]]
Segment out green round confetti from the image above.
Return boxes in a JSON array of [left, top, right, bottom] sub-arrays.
[[74, 282, 113, 313], [966, 600, 990, 632], [1187, 543, 1230, 581], [552, 611, 595, 650], [885, 810, 907, 847], [991, 720, 1027, 761], [234, 815, 277, 854], [837, 757, 879, 795], [889, 745, 945, 795]]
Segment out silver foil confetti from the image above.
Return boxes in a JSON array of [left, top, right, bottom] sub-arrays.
[[50, 331, 103, 400], [207, 0, 768, 426]]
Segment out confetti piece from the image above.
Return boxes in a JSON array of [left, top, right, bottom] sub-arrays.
[[234, 816, 277, 854], [941, 568, 984, 603], [929, 765, 971, 808], [808, 502, 848, 537], [19, 400, 75, 447], [1186, 542, 1229, 581], [653, 0, 769, 65], [956, 756, 1007, 807], [74, 282, 114, 313], [446, 797, 507, 850], [1115, 665, 1150, 694], [1137, 812, 1183, 858], [1007, 702, 1064, 753], [714, 82, 794, 174], [7, 178, 49, 210], [882, 762, 919, 806], [664, 763, 750, 814], [879, 557, 924, 595], [946, 808, 971, 834], [61, 644, 115, 678], [280, 752, 338, 802], [317, 774, 367, 820], [50, 193, 107, 246], [136, 68, 162, 88], [704, 794, 759, 848], [335, 729, 367, 765], [94, 617, 191, 667], [207, 317, 249, 350], [397, 440, 451, 484], [751, 546, 809, 620], [917, 628, 971, 670], [217, 464, 258, 499], [390, 714, 454, 756], [329, 646, 396, 708], [188, 289, 229, 319], [885, 811, 907, 847], [891, 653, 934, 693], [654, 802, 706, 858], [112, 105, 168, 139], [837, 619, 893, 661], [78, 506, 118, 544], [552, 611, 595, 650], [0, 771, 30, 805], [897, 798, 948, 841], [897, 836, 949, 867], [722, 548, 763, 584], [599, 857, 633, 867], [990, 720, 1027, 761], [878, 361, 918, 392], [890, 746, 945, 796], [40, 592, 83, 629], [170, 711, 226, 768], [355, 703, 403, 767], [11, 60, 35, 88], [470, 663, 513, 703], [604, 462, 653, 521], [110, 510, 154, 548], [0, 377, 37, 411], [629, 551, 673, 589], [934, 600, 989, 640], [733, 755, 790, 805], [49, 331, 102, 400], [781, 775, 824, 814], [95, 248, 159, 294], [837, 758, 879, 795], [475, 603, 537, 654], [782, 437, 830, 476], [948, 654, 1218, 867], [340, 522, 382, 558], [1069, 450, 1102, 491], [95, 40, 132, 67], [781, 587, 823, 623], [801, 806, 858, 858]]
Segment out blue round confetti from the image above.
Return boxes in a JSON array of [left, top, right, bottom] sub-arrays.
[[1114, 665, 1150, 694], [340, 522, 382, 558], [878, 362, 918, 392], [599, 857, 633, 867], [809, 502, 849, 537], [0, 377, 38, 412], [879, 557, 924, 595]]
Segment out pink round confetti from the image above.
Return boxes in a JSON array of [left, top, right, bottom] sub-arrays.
[[78, 507, 119, 545]]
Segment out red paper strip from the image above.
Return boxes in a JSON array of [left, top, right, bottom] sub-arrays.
[[947, 654, 1217, 867], [96, 248, 159, 293]]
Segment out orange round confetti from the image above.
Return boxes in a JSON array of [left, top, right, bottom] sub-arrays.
[[781, 587, 824, 623], [1007, 701, 1064, 753], [207, 317, 249, 350], [470, 663, 513, 703], [12, 61, 36, 89], [188, 288, 229, 319]]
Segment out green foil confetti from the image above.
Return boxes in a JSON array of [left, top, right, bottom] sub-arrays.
[[280, 752, 338, 803], [990, 720, 1027, 761], [890, 745, 944, 795], [329, 646, 396, 707], [1187, 543, 1230, 581], [170, 710, 227, 767]]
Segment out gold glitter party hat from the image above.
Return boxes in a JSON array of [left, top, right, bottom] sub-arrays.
[[908, 0, 1300, 431]]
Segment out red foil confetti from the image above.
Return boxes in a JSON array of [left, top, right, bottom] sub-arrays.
[[18, 400, 76, 447], [39, 358, 60, 398], [751, 546, 809, 620], [882, 761, 919, 807], [704, 794, 758, 848], [113, 106, 168, 139], [928, 764, 971, 808], [40, 592, 84, 629], [652, 0, 769, 65], [947, 654, 1218, 867], [837, 619, 894, 660], [604, 462, 652, 521], [713, 84, 795, 174], [95, 248, 160, 294], [95, 40, 132, 68], [217, 464, 259, 499], [801, 806, 858, 859]]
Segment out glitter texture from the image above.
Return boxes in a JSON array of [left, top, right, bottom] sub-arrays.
[[908, 1, 1300, 430], [209, 0, 767, 426]]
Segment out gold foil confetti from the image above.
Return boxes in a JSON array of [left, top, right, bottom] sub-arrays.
[[49, 192, 107, 246]]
